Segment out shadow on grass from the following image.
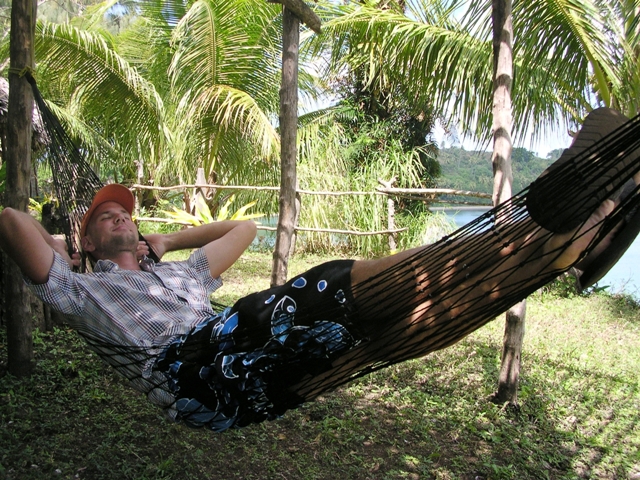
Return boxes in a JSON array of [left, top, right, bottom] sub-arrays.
[[299, 331, 639, 479], [0, 324, 638, 480]]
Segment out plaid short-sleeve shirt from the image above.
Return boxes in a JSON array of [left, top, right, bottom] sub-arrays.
[[27, 248, 223, 359]]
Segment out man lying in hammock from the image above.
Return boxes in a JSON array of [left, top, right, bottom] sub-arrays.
[[1, 107, 639, 432]]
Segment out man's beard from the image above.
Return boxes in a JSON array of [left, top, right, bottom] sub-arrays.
[[98, 230, 138, 258]]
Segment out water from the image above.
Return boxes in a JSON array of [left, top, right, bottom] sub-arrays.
[[435, 206, 492, 229], [437, 206, 640, 298], [596, 241, 640, 297]]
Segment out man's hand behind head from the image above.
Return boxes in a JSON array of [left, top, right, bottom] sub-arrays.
[[51, 235, 81, 270]]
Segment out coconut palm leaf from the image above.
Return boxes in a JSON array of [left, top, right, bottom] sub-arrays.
[[310, 0, 637, 141], [168, 0, 282, 108], [159, 0, 283, 183], [32, 21, 166, 179], [308, 2, 495, 138]]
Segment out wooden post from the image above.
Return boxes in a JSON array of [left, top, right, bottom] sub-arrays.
[[288, 180, 301, 257], [194, 167, 208, 216], [4, 0, 37, 377], [380, 178, 397, 253], [267, 0, 321, 34], [271, 6, 299, 287]]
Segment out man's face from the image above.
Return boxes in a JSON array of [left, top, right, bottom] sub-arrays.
[[81, 201, 138, 259]]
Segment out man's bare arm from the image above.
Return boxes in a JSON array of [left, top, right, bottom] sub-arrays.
[[0, 208, 80, 284], [141, 220, 257, 278]]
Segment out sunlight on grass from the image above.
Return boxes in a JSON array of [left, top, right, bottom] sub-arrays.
[[1, 252, 639, 479]]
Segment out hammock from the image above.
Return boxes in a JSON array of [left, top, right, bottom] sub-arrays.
[[25, 74, 159, 266], [25, 74, 640, 431]]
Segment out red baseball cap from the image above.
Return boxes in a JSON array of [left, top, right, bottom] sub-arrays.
[[80, 184, 135, 238]]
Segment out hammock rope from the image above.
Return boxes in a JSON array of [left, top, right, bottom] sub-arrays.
[[26, 73, 159, 265], [27, 74, 640, 430]]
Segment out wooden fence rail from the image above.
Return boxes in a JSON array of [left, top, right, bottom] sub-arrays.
[[131, 183, 489, 238], [136, 216, 409, 236], [132, 183, 491, 198]]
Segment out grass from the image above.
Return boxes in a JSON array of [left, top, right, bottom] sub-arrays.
[[1, 251, 639, 479]]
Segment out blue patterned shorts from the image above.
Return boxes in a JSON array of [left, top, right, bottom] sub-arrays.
[[155, 260, 361, 431]]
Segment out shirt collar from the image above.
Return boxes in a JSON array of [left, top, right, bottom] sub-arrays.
[[94, 259, 119, 273], [93, 257, 157, 273], [140, 257, 157, 272]]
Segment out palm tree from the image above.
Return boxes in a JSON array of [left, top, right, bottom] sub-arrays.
[[156, 0, 284, 187], [31, 21, 167, 182], [0, 0, 293, 203], [311, 0, 639, 141]]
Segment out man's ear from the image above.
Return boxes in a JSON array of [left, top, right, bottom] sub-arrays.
[[81, 236, 95, 253]]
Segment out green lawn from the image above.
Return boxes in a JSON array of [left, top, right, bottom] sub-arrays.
[[1, 251, 639, 479]]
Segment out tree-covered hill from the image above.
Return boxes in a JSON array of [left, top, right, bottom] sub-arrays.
[[436, 147, 560, 201]]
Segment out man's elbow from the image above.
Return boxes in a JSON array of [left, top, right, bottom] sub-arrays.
[[0, 207, 53, 284], [243, 220, 258, 243], [0, 207, 19, 244]]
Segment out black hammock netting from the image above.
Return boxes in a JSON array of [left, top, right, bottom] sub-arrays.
[[25, 74, 160, 266], [26, 73, 640, 431]]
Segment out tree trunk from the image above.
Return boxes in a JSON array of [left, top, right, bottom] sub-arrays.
[[495, 299, 526, 401], [490, 0, 525, 404], [491, 0, 513, 209], [4, 0, 37, 377], [271, 6, 299, 287]]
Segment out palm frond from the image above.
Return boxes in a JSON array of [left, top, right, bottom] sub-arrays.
[[35, 21, 166, 172], [310, 0, 637, 141], [174, 84, 279, 165]]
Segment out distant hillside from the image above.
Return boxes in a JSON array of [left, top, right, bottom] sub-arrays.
[[436, 147, 558, 203]]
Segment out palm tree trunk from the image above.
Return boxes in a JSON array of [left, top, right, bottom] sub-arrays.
[[271, 6, 299, 287], [490, 0, 525, 404], [4, 0, 37, 377]]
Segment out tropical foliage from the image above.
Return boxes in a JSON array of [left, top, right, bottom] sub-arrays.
[[1, 0, 638, 256], [311, 0, 640, 140], [438, 146, 554, 199], [2, 0, 288, 203]]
